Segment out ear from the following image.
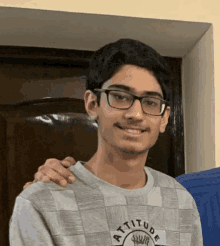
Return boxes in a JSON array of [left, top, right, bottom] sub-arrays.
[[84, 90, 99, 121], [159, 106, 171, 133]]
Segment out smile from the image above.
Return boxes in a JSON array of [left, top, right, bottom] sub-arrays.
[[116, 125, 145, 136], [124, 129, 142, 134]]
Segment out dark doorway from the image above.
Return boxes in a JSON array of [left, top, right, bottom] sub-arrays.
[[0, 46, 184, 246], [147, 57, 184, 178]]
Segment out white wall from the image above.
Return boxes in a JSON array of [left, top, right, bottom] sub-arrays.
[[182, 26, 215, 173], [0, 4, 216, 172]]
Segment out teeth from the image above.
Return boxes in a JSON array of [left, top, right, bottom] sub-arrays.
[[124, 129, 142, 134]]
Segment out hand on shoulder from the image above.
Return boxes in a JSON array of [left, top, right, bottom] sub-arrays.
[[23, 157, 76, 189]]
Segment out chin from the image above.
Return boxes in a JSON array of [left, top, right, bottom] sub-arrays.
[[114, 142, 149, 156], [122, 147, 148, 156], [102, 134, 151, 155]]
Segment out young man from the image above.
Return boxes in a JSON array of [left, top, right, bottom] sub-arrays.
[[10, 39, 203, 246]]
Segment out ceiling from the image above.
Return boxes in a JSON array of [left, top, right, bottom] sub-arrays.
[[0, 6, 211, 57]]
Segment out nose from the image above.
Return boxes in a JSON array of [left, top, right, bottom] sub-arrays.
[[124, 99, 145, 119]]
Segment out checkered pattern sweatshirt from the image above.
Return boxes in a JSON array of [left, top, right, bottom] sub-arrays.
[[10, 161, 203, 246]]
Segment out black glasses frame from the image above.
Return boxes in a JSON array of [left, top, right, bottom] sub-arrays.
[[93, 89, 169, 116]]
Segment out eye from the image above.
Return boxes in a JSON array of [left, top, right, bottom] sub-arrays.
[[111, 92, 129, 101], [144, 98, 160, 107], [147, 100, 156, 106], [115, 95, 126, 100]]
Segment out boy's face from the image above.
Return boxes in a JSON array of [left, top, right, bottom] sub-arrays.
[[84, 64, 170, 155]]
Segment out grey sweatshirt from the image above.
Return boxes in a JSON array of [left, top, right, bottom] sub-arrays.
[[10, 161, 203, 246]]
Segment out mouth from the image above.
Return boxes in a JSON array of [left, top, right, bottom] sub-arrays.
[[116, 125, 146, 136]]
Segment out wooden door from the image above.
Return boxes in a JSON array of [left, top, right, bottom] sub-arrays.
[[147, 57, 184, 177], [0, 115, 9, 246], [0, 47, 184, 246]]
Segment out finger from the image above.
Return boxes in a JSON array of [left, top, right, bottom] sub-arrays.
[[38, 165, 44, 172], [34, 172, 45, 181], [42, 176, 50, 183], [63, 156, 76, 166], [35, 172, 51, 183], [44, 160, 75, 183], [61, 160, 72, 168], [39, 165, 68, 187], [23, 182, 33, 190]]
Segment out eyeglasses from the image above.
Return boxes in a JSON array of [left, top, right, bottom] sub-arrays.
[[93, 89, 169, 116]]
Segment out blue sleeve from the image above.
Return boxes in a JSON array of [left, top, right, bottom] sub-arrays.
[[176, 168, 220, 246]]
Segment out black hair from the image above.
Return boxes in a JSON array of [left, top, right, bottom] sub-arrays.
[[86, 38, 173, 109]]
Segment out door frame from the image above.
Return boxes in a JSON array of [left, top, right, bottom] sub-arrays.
[[0, 9, 215, 173]]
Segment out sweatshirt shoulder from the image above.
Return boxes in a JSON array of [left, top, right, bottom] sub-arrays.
[[146, 167, 198, 209], [18, 181, 74, 211], [20, 181, 66, 198], [146, 166, 186, 190]]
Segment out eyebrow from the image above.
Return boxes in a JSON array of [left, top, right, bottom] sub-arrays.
[[106, 84, 163, 99]]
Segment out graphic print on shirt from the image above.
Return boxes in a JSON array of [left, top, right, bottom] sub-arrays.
[[112, 219, 167, 246]]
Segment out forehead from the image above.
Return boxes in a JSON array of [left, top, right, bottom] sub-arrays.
[[102, 64, 163, 98]]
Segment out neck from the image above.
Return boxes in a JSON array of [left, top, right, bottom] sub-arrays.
[[85, 143, 148, 189]]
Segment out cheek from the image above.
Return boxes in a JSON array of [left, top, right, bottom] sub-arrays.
[[146, 121, 161, 147], [100, 102, 121, 125], [97, 111, 117, 134], [148, 118, 162, 136]]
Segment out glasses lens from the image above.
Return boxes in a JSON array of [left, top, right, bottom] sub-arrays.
[[108, 90, 165, 115], [109, 91, 133, 108], [142, 97, 164, 115]]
